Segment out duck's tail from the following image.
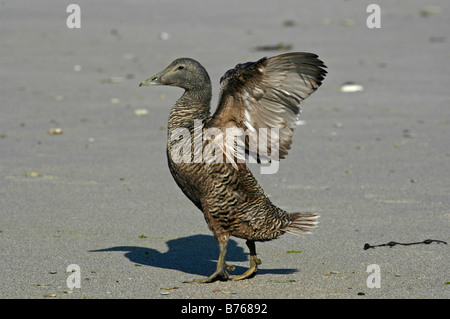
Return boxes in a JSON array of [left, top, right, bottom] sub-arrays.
[[284, 212, 319, 236]]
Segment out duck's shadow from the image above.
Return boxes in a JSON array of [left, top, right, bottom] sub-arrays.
[[90, 234, 297, 277]]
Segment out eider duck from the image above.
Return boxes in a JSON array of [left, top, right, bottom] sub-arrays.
[[140, 52, 327, 283]]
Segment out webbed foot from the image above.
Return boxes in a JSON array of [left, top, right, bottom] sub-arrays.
[[230, 255, 261, 281]]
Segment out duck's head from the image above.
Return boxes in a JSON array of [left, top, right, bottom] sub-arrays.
[[139, 58, 211, 92]]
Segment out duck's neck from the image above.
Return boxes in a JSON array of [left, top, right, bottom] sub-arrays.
[[168, 88, 212, 132]]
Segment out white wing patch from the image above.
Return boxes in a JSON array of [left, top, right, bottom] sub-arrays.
[[243, 91, 256, 133], [244, 109, 256, 133]]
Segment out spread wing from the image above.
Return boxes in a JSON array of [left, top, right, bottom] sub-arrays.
[[205, 52, 327, 167]]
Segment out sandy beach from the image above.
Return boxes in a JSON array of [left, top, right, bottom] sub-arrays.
[[0, 0, 448, 299]]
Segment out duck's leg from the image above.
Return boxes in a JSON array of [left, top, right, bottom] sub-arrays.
[[230, 240, 261, 281], [184, 241, 230, 283]]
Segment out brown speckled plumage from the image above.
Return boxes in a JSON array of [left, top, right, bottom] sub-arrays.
[[140, 53, 327, 282]]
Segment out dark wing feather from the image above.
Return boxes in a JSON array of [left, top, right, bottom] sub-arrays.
[[206, 52, 327, 166]]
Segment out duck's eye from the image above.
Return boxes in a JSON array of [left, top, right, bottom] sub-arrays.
[[177, 65, 184, 70]]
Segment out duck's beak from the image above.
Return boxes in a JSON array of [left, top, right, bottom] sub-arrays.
[[139, 69, 165, 87]]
